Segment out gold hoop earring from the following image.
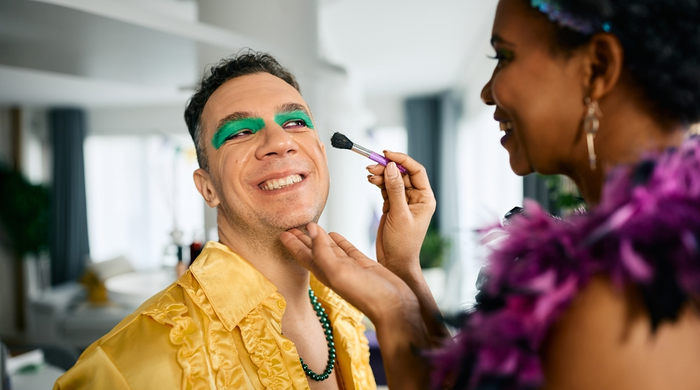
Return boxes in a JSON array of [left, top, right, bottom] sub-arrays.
[[583, 97, 602, 170]]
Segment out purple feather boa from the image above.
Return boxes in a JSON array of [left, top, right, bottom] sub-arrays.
[[432, 136, 700, 389]]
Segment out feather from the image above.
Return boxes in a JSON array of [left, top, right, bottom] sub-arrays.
[[432, 136, 700, 389]]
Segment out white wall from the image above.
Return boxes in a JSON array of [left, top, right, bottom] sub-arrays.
[[84, 134, 204, 269], [85, 106, 205, 268], [314, 65, 377, 256], [365, 94, 405, 129], [88, 105, 188, 136], [447, 107, 523, 310]]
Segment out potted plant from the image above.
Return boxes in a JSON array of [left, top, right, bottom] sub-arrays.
[[419, 225, 450, 304], [0, 164, 50, 330]]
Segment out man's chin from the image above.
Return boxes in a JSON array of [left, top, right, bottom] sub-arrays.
[[285, 218, 319, 234], [269, 214, 320, 234]]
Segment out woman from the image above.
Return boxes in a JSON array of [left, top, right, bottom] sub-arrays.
[[281, 0, 700, 388]]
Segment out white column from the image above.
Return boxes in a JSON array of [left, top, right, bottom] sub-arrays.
[[314, 64, 376, 256]]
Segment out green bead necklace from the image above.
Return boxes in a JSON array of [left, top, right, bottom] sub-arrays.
[[299, 287, 336, 381]]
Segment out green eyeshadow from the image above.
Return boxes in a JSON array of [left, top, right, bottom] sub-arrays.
[[211, 117, 265, 149], [274, 110, 314, 129]]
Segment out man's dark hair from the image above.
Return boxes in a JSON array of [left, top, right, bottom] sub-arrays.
[[184, 50, 300, 171]]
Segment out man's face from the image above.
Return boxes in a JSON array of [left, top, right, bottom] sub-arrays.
[[197, 72, 329, 237]]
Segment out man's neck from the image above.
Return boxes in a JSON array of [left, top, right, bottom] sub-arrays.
[[215, 219, 341, 389], [216, 219, 312, 319]]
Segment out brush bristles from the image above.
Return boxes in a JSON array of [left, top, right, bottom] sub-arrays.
[[330, 132, 354, 150]]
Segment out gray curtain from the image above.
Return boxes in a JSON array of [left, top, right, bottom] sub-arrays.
[[523, 174, 556, 215], [405, 96, 443, 228], [405, 92, 462, 231], [405, 92, 464, 311], [49, 108, 89, 285]]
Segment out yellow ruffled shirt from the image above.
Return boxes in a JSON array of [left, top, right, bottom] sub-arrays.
[[54, 241, 376, 390]]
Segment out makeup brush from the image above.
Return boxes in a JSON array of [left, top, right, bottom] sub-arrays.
[[330, 132, 408, 174]]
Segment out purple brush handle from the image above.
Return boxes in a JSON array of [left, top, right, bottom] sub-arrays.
[[369, 152, 409, 174]]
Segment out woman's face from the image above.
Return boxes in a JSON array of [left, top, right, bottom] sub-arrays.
[[481, 0, 589, 176]]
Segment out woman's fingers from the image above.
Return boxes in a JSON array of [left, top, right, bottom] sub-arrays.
[[329, 232, 376, 268], [366, 152, 430, 194], [368, 174, 385, 188], [306, 223, 342, 265], [280, 231, 314, 269], [286, 228, 313, 248], [366, 164, 385, 176], [383, 162, 411, 217], [382, 150, 432, 192]]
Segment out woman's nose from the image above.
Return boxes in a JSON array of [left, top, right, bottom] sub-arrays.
[[481, 77, 495, 106]]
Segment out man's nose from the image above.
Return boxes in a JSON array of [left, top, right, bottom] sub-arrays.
[[255, 124, 299, 159]]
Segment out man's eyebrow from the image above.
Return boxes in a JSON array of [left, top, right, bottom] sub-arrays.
[[276, 102, 311, 117], [216, 111, 256, 130]]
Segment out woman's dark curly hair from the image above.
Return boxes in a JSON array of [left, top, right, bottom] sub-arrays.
[[540, 0, 700, 125], [184, 50, 300, 171]]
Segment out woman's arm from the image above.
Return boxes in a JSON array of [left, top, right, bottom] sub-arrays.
[[281, 224, 432, 389], [368, 154, 450, 345]]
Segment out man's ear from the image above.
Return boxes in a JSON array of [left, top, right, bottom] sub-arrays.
[[193, 168, 220, 208], [581, 33, 624, 101]]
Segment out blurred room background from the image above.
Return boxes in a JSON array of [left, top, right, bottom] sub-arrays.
[[0, 0, 537, 380]]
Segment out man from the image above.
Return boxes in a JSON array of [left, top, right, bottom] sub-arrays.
[[54, 52, 376, 390]]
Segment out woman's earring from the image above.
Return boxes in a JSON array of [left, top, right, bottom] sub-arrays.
[[583, 97, 602, 170]]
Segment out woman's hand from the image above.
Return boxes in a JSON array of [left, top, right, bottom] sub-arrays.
[[280, 223, 419, 325], [368, 152, 449, 345], [367, 151, 436, 279], [280, 224, 431, 389]]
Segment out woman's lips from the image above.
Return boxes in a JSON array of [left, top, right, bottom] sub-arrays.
[[500, 131, 512, 146], [499, 121, 513, 146]]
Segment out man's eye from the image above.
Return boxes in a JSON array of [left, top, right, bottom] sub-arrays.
[[226, 129, 254, 140], [283, 119, 307, 128]]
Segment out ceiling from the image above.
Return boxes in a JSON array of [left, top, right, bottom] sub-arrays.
[[0, 0, 500, 107], [319, 0, 499, 97]]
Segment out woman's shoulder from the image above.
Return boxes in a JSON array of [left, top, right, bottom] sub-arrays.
[[542, 275, 700, 390]]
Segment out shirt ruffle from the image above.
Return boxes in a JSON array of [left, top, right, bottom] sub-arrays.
[[238, 293, 297, 390], [179, 272, 248, 389], [63, 241, 376, 390], [142, 288, 213, 390]]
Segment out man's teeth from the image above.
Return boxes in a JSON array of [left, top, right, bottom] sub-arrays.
[[261, 174, 303, 190], [499, 121, 513, 131]]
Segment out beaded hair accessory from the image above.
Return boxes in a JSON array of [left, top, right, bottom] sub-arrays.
[[530, 0, 611, 35]]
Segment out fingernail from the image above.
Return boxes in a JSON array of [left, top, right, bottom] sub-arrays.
[[387, 162, 398, 178], [307, 223, 318, 238]]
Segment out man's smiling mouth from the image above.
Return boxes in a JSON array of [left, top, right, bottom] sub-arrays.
[[259, 174, 304, 191]]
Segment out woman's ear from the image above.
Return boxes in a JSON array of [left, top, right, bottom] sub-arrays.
[[581, 33, 624, 101], [193, 168, 220, 208]]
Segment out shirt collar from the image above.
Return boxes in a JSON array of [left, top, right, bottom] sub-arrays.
[[187, 241, 278, 331]]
